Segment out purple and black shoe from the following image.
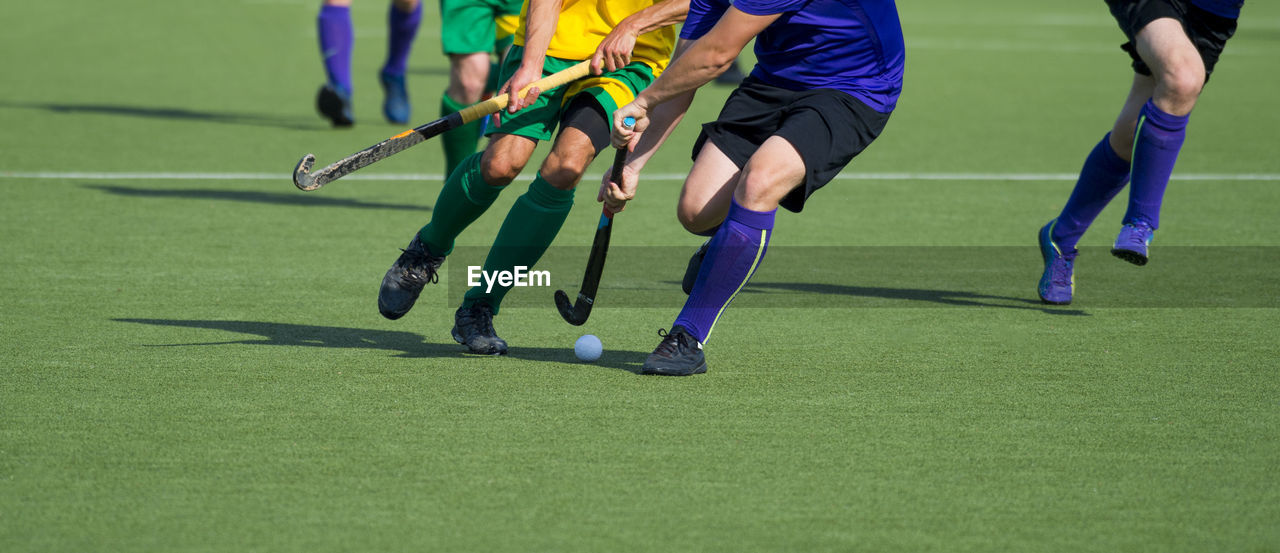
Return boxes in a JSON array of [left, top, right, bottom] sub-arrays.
[[1111, 222, 1154, 266], [1038, 219, 1075, 305]]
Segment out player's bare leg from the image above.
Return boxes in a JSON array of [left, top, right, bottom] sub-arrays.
[[1108, 74, 1157, 161], [732, 136, 806, 211], [675, 141, 741, 293], [1041, 11, 1221, 303], [378, 133, 534, 321], [1135, 18, 1205, 117], [478, 133, 537, 186], [645, 137, 805, 376], [441, 52, 492, 176], [677, 142, 741, 234], [1112, 17, 1206, 265], [447, 53, 490, 106], [454, 127, 600, 354]]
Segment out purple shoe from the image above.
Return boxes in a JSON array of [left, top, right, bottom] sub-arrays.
[[1038, 219, 1074, 305], [1111, 222, 1154, 266]]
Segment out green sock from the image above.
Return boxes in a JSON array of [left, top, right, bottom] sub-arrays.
[[418, 152, 505, 256], [440, 93, 483, 178], [463, 174, 575, 313]]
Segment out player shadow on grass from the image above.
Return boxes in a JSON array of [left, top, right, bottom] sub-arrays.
[[113, 318, 644, 372], [724, 282, 1088, 315], [2, 102, 321, 131], [85, 183, 431, 212]]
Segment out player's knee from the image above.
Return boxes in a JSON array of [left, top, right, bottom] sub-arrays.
[[1164, 70, 1204, 105], [456, 72, 487, 100], [538, 150, 589, 191], [480, 153, 525, 187], [391, 0, 419, 11], [676, 202, 717, 234], [737, 167, 797, 211], [1155, 61, 1205, 113], [448, 55, 490, 103]]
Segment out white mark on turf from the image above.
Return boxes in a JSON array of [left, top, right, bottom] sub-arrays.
[[2, 171, 1279, 183]]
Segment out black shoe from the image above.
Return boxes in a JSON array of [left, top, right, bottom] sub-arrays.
[[452, 302, 508, 355], [682, 240, 709, 295], [714, 62, 745, 86], [641, 325, 706, 376], [378, 234, 444, 320], [316, 83, 354, 127]]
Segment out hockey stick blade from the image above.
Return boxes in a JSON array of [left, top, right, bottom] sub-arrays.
[[292, 60, 591, 192], [553, 138, 629, 325], [553, 289, 592, 326]]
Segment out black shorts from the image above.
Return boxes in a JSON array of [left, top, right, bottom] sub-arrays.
[[692, 77, 891, 213], [1105, 0, 1238, 78]]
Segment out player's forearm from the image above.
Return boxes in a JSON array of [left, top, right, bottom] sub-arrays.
[[520, 0, 564, 66], [625, 90, 693, 172], [624, 40, 696, 171], [634, 37, 738, 109], [618, 0, 689, 36]]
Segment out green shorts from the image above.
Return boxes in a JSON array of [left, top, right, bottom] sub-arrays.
[[487, 46, 659, 142], [440, 0, 522, 55]]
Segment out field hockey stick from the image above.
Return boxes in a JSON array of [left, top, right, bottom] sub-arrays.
[[553, 117, 634, 326], [293, 60, 591, 191]]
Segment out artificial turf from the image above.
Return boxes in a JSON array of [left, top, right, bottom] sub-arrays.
[[1, 1, 1277, 551]]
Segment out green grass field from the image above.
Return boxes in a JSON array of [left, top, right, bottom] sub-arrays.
[[2, 1, 1278, 551]]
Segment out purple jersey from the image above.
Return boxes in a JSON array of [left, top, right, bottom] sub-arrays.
[[1192, 0, 1242, 19], [680, 0, 905, 113]]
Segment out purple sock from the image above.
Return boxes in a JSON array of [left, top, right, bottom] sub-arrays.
[[674, 199, 774, 344], [317, 5, 353, 92], [1123, 100, 1188, 229], [382, 1, 422, 76], [1051, 133, 1132, 254]]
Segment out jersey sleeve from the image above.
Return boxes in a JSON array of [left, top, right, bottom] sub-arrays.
[[731, 0, 810, 16], [679, 0, 730, 40]]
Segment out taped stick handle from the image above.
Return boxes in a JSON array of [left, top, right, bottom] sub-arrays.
[[457, 60, 592, 125], [601, 117, 634, 216]]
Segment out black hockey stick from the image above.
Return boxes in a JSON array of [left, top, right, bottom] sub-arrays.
[[553, 120, 632, 325], [293, 60, 591, 191]]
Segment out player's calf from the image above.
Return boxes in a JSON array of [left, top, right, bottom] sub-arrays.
[[682, 240, 709, 296]]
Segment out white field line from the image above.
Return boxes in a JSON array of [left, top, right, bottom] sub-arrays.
[[1, 171, 1279, 183]]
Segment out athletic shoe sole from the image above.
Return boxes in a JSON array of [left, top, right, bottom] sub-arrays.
[[640, 361, 707, 376], [1110, 247, 1149, 266]]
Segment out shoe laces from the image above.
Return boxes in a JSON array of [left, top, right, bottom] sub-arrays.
[[1049, 257, 1073, 288], [1123, 222, 1153, 240], [464, 304, 497, 336], [655, 328, 694, 356], [398, 246, 441, 284]]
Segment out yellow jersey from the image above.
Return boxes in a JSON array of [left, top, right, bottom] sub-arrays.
[[514, 0, 677, 72]]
